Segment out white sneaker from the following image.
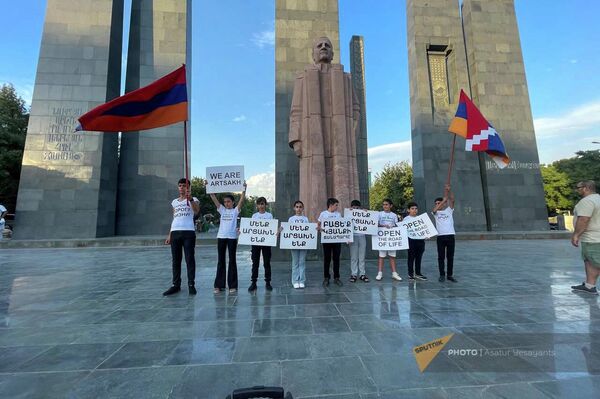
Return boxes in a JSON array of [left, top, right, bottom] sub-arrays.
[[392, 272, 403, 281], [293, 283, 300, 289], [376, 272, 383, 281], [299, 283, 305, 289]]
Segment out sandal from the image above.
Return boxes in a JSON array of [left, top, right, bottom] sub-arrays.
[[349, 275, 357, 283], [359, 275, 370, 283]]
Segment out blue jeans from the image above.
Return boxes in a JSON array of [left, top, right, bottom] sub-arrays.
[[291, 250, 307, 284]]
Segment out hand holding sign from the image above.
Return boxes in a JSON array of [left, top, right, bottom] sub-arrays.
[[206, 165, 245, 194], [320, 218, 354, 243], [238, 218, 279, 247], [343, 208, 379, 235], [280, 222, 318, 249]]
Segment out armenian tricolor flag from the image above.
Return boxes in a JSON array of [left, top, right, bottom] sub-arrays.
[[449, 89, 510, 169], [76, 65, 188, 132]]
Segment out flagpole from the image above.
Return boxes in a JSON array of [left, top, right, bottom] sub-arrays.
[[446, 134, 457, 186], [184, 120, 190, 206]]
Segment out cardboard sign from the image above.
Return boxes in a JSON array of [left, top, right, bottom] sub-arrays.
[[206, 165, 244, 194], [402, 213, 438, 239], [279, 222, 318, 250], [371, 225, 409, 250], [343, 208, 379, 235], [320, 217, 354, 243], [238, 218, 279, 247]]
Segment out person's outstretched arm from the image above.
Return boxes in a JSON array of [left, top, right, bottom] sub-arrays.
[[446, 184, 455, 209], [236, 181, 247, 212]]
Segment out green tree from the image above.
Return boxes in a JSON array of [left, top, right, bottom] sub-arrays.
[[369, 161, 414, 212], [540, 164, 572, 215], [553, 150, 600, 201], [0, 84, 29, 213]]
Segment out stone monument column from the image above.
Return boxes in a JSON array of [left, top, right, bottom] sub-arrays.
[[116, 0, 189, 235], [349, 35, 370, 208], [15, 0, 124, 239], [461, 0, 547, 230], [407, 0, 487, 231]]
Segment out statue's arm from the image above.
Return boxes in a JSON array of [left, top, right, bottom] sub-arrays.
[[289, 75, 304, 157]]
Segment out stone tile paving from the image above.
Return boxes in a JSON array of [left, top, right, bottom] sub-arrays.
[[0, 240, 599, 398]]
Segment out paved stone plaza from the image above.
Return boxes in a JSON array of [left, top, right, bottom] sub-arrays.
[[0, 239, 599, 398]]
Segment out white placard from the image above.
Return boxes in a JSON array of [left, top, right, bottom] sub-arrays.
[[279, 222, 318, 250], [206, 165, 245, 194], [238, 218, 279, 247], [343, 208, 379, 235], [402, 213, 438, 239], [371, 225, 409, 250], [320, 217, 354, 243]]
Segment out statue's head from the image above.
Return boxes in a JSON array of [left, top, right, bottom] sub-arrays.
[[312, 37, 334, 64]]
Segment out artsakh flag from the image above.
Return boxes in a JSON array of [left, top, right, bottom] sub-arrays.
[[76, 65, 188, 132], [448, 89, 510, 169]]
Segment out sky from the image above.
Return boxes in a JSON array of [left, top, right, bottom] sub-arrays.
[[1, 1, 599, 200]]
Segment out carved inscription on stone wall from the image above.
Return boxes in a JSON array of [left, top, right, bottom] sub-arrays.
[[43, 107, 84, 162], [428, 53, 449, 107]]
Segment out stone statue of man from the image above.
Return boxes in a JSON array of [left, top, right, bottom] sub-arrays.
[[289, 36, 361, 222]]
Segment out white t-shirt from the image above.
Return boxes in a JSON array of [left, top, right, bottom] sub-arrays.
[[289, 215, 309, 223], [433, 207, 455, 236], [574, 193, 600, 243], [379, 211, 399, 227], [170, 197, 199, 232], [252, 211, 273, 220], [217, 205, 240, 239], [318, 210, 341, 222]]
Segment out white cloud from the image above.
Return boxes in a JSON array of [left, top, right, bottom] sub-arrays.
[[534, 100, 600, 138], [368, 140, 412, 176], [252, 29, 275, 49], [246, 172, 275, 202], [232, 115, 247, 122]]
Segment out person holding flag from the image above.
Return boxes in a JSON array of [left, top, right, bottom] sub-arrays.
[[432, 184, 457, 282]]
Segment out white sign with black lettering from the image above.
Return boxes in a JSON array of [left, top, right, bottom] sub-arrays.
[[402, 214, 438, 239], [238, 218, 279, 246], [320, 218, 354, 243], [343, 208, 379, 235], [279, 222, 318, 250], [371, 225, 409, 250], [206, 165, 245, 194]]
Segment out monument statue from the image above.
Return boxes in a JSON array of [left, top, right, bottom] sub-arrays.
[[288, 36, 361, 222]]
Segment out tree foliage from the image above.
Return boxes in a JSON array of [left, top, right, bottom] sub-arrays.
[[0, 84, 29, 213], [541, 150, 600, 214], [369, 161, 414, 212], [540, 164, 572, 215]]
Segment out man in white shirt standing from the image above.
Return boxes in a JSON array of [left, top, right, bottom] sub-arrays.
[[0, 204, 7, 241], [433, 184, 457, 283], [164, 178, 200, 296], [249, 197, 274, 292], [571, 180, 600, 295]]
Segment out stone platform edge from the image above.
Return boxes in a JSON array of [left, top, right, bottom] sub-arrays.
[[0, 231, 572, 249]]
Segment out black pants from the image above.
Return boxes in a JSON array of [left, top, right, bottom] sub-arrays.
[[407, 238, 425, 277], [215, 238, 238, 289], [170, 230, 196, 287], [251, 245, 272, 283], [323, 243, 341, 279], [437, 235, 455, 277]]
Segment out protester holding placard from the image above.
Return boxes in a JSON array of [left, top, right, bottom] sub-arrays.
[[163, 178, 200, 296], [288, 200, 310, 289], [349, 200, 369, 283], [248, 197, 274, 292], [403, 202, 428, 281], [210, 182, 247, 294], [375, 199, 403, 281], [433, 184, 457, 283], [317, 198, 343, 287]]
